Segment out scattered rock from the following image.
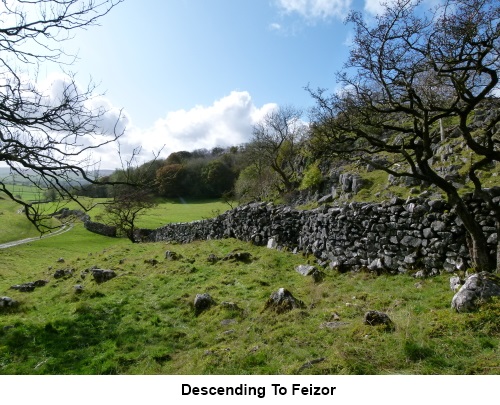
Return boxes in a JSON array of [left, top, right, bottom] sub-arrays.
[[449, 275, 463, 292], [207, 253, 219, 264], [91, 269, 117, 284], [194, 293, 216, 315], [54, 269, 73, 279], [74, 285, 84, 294], [267, 238, 278, 249], [262, 288, 305, 314], [56, 258, 65, 263], [10, 284, 34, 292], [364, 310, 395, 331], [451, 272, 500, 312], [295, 264, 324, 282], [0, 297, 18, 308], [165, 251, 181, 261]]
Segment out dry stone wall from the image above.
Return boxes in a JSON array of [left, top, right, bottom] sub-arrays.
[[145, 191, 499, 275]]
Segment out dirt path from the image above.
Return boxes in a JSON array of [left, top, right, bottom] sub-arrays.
[[0, 223, 74, 249]]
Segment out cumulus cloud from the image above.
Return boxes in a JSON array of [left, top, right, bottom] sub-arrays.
[[276, 0, 352, 20], [107, 91, 278, 169]]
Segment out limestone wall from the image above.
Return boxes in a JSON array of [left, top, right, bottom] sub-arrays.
[[145, 192, 499, 275]]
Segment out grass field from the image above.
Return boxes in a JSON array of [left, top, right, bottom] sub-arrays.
[[1, 216, 499, 375], [0, 188, 235, 244]]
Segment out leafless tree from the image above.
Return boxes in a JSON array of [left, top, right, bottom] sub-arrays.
[[0, 0, 124, 231], [104, 187, 156, 243], [308, 0, 500, 271], [249, 105, 308, 194]]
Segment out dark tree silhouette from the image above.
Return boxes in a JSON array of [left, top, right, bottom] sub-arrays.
[[0, 0, 124, 231]]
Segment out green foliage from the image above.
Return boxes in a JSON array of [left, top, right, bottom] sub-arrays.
[[299, 162, 323, 191], [234, 165, 279, 202]]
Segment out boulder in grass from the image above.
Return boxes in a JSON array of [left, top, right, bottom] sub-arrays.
[[262, 288, 305, 314], [91, 269, 117, 284], [0, 297, 18, 308], [194, 293, 216, 315], [295, 265, 325, 283], [364, 310, 395, 331], [10, 283, 36, 292], [451, 272, 500, 313]]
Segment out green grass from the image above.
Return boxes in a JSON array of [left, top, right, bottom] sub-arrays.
[[0, 198, 49, 244], [1, 220, 499, 374]]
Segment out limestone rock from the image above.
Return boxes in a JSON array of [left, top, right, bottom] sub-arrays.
[[364, 310, 395, 331], [295, 264, 324, 283], [207, 253, 219, 263], [54, 269, 73, 279], [194, 293, 216, 315], [451, 272, 500, 312], [91, 269, 117, 283], [267, 238, 278, 249], [165, 250, 181, 260], [0, 297, 18, 308], [10, 282, 39, 292], [263, 288, 305, 314], [449, 275, 463, 291]]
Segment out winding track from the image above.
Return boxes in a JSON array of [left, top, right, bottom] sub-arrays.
[[0, 223, 74, 249]]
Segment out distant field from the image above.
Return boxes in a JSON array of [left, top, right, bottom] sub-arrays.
[[0, 193, 235, 244], [0, 198, 44, 244], [1, 184, 47, 202], [41, 197, 235, 229]]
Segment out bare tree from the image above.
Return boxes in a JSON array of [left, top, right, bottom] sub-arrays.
[[104, 187, 156, 243], [0, 0, 124, 231], [249, 105, 308, 194], [308, 0, 500, 271]]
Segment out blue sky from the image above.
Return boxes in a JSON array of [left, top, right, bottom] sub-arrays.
[[44, 0, 390, 168]]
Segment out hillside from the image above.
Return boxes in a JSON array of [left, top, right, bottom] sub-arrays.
[[1, 216, 500, 375]]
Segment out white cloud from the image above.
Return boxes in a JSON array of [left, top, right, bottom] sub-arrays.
[[112, 91, 277, 169], [277, 0, 352, 20], [269, 22, 283, 31], [364, 0, 387, 15]]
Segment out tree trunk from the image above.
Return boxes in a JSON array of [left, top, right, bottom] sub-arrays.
[[452, 197, 492, 271], [496, 219, 500, 274]]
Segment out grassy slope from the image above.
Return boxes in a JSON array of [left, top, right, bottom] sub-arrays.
[[1, 221, 499, 375], [0, 199, 44, 244]]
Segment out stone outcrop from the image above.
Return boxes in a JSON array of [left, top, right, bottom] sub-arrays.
[[295, 264, 324, 283], [91, 269, 117, 283], [0, 297, 18, 308], [364, 310, 395, 330], [145, 190, 499, 274], [194, 293, 216, 315], [10, 280, 48, 292], [451, 272, 500, 312], [262, 288, 305, 314]]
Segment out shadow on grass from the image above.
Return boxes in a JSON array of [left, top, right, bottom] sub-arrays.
[[0, 300, 149, 374]]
